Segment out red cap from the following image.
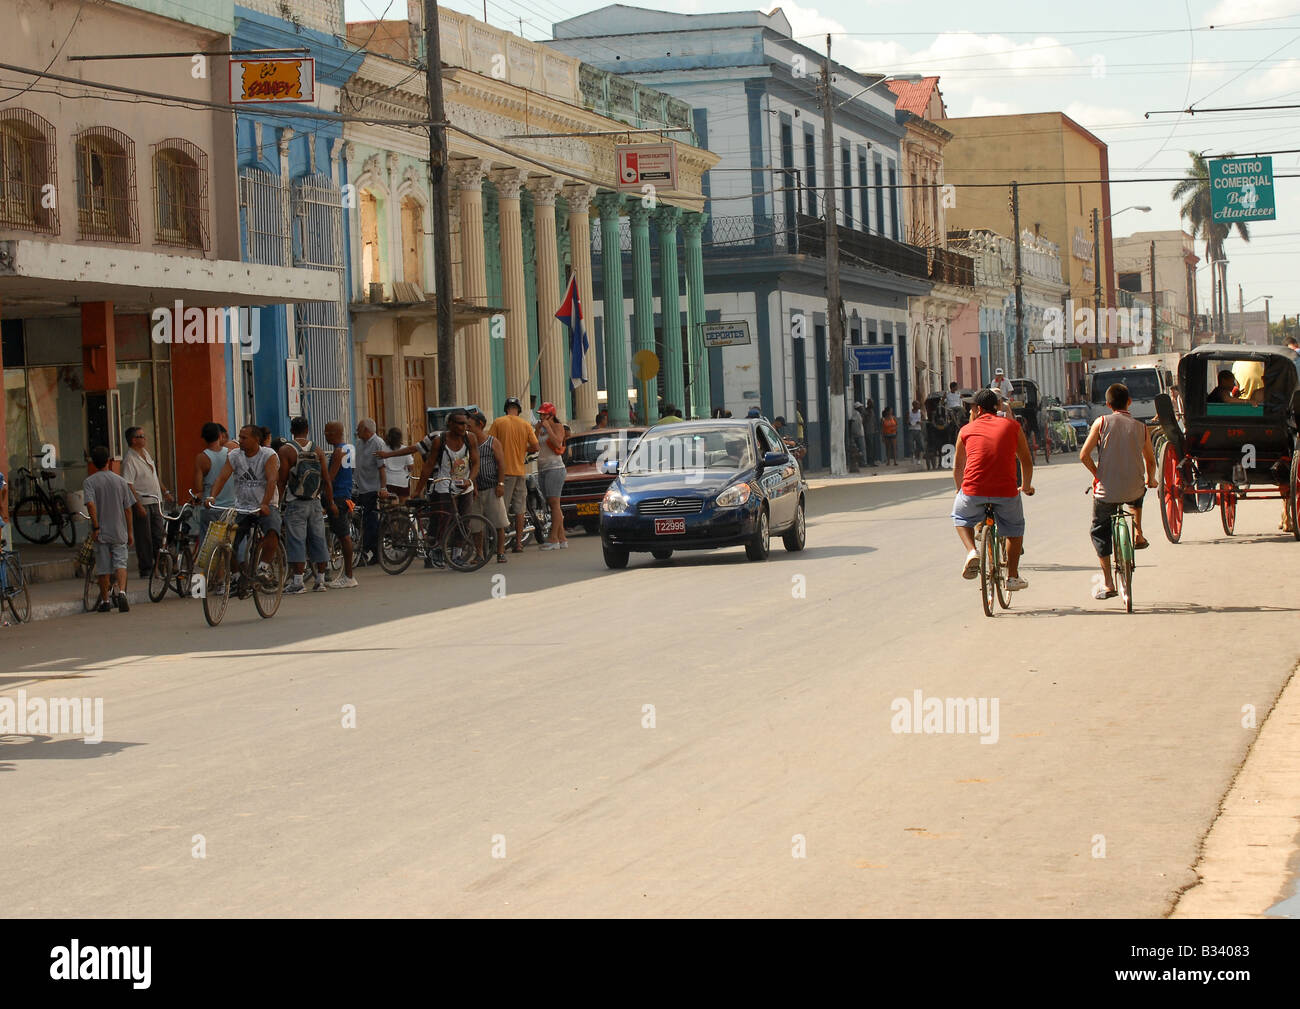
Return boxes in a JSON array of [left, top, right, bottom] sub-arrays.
[[539, 402, 557, 417]]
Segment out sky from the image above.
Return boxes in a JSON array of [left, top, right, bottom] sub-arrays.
[[342, 0, 1300, 324]]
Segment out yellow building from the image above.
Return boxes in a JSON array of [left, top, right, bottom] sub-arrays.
[[941, 112, 1116, 357]]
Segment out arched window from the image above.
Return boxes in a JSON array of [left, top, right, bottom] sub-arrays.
[[74, 127, 138, 242], [152, 139, 208, 249], [400, 194, 424, 290], [359, 189, 381, 293], [0, 109, 59, 234]]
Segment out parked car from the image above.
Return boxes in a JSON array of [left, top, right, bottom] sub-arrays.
[[1044, 403, 1078, 452], [599, 419, 807, 568], [1064, 403, 1091, 446], [561, 427, 646, 534]]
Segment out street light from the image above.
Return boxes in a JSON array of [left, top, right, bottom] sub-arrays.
[[836, 73, 922, 108], [1092, 205, 1151, 355]]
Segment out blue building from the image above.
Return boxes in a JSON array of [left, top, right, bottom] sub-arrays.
[[550, 5, 934, 466], [230, 3, 363, 442]]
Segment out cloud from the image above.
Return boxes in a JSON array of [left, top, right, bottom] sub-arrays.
[[1062, 102, 1141, 132], [1242, 57, 1300, 96], [1202, 0, 1300, 28]]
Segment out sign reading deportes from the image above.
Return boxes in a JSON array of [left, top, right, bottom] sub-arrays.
[[229, 58, 316, 104]]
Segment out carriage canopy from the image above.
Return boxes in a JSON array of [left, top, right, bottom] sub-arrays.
[[1178, 344, 1299, 420]]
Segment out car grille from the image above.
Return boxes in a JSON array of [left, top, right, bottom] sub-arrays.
[[563, 479, 610, 497], [637, 497, 704, 515]]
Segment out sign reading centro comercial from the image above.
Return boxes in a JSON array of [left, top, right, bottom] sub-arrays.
[[616, 143, 678, 191], [1209, 156, 1276, 223], [229, 58, 316, 104]]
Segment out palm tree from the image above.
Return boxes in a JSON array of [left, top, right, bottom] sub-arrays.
[[1172, 151, 1250, 341]]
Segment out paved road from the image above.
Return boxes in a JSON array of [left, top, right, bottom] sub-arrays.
[[1, 461, 1296, 917]]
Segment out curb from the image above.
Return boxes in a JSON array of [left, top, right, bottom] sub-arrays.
[[20, 587, 152, 625]]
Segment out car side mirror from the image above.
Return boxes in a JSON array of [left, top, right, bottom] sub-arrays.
[[761, 451, 789, 468], [597, 457, 619, 475]]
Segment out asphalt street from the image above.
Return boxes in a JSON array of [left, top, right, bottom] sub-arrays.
[[1, 459, 1297, 917]]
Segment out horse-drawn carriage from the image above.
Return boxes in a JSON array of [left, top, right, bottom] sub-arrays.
[[1152, 344, 1300, 541], [1008, 379, 1052, 463]]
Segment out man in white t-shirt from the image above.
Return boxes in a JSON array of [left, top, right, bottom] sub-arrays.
[[944, 382, 963, 410], [990, 368, 1014, 417]]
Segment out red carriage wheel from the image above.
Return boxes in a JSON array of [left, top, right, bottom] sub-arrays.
[[1159, 442, 1183, 543], [1219, 482, 1236, 536]]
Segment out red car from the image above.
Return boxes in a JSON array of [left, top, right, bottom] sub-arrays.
[[561, 427, 646, 533]]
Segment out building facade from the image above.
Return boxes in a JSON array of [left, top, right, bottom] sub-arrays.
[[1114, 229, 1198, 352]]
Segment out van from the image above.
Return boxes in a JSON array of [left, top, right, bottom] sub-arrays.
[[1084, 354, 1179, 425]]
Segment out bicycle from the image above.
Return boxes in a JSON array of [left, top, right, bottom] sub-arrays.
[[324, 500, 361, 577], [378, 493, 492, 574], [1088, 484, 1136, 614], [0, 541, 31, 624], [12, 465, 79, 546], [200, 507, 287, 626], [503, 470, 552, 550], [149, 494, 200, 602], [975, 504, 1012, 617]]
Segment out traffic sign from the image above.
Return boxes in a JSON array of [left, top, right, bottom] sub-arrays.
[[1209, 156, 1276, 223], [632, 349, 659, 381], [701, 321, 751, 348], [848, 345, 895, 374], [1026, 340, 1057, 355]]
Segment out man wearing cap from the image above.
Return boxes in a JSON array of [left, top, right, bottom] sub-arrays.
[[990, 368, 1014, 418], [488, 397, 539, 553]]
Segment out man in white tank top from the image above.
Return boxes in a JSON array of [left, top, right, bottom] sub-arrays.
[[1079, 383, 1157, 599]]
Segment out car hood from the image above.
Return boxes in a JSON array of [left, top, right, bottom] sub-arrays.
[[617, 469, 753, 496], [565, 462, 599, 479]]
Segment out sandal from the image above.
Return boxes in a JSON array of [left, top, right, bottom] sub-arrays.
[[1092, 584, 1118, 600], [1134, 535, 1149, 549]]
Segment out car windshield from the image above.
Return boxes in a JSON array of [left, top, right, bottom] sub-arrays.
[[623, 426, 754, 474], [1091, 370, 1160, 403], [1066, 405, 1089, 420], [564, 432, 640, 464]]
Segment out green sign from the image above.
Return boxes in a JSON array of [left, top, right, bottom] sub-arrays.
[[1209, 156, 1276, 223], [1067, 347, 1082, 364]]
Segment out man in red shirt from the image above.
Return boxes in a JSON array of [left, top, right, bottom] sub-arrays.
[[951, 388, 1035, 589]]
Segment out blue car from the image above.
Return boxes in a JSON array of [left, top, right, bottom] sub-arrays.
[[599, 418, 807, 568]]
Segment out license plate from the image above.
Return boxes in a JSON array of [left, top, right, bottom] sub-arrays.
[[576, 502, 600, 516], [654, 517, 686, 535]]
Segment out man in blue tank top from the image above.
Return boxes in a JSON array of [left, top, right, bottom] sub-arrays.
[[324, 420, 357, 587]]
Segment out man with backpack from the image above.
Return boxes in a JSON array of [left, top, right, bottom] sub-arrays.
[[278, 416, 334, 593]]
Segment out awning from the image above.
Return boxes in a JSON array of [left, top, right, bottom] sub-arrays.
[[0, 240, 339, 317]]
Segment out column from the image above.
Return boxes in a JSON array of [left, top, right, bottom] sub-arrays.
[[682, 211, 710, 419], [594, 191, 630, 427], [654, 206, 684, 414], [528, 177, 567, 415], [627, 201, 658, 424], [453, 159, 491, 412], [565, 184, 599, 427]]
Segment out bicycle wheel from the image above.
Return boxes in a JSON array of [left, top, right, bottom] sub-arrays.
[[528, 495, 552, 546], [2, 554, 30, 623], [55, 496, 77, 546], [444, 513, 493, 572], [995, 536, 1012, 609], [378, 510, 417, 575], [978, 523, 995, 618], [83, 562, 98, 612], [325, 525, 344, 576], [14, 495, 56, 544], [1218, 482, 1236, 536], [202, 544, 231, 626], [1041, 431, 1051, 464], [1114, 516, 1134, 613], [175, 542, 195, 598], [253, 539, 287, 619], [148, 550, 173, 603]]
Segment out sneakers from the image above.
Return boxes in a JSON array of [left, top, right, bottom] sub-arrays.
[[540, 542, 560, 551], [97, 599, 112, 613], [558, 541, 568, 549], [328, 575, 358, 589], [961, 550, 980, 580], [285, 581, 307, 595], [114, 591, 130, 613], [1005, 576, 1029, 591], [312, 579, 328, 592], [496, 553, 508, 564]]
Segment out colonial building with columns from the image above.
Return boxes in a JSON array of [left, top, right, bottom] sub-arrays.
[[342, 6, 714, 435]]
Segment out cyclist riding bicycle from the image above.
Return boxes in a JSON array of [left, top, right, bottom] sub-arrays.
[[205, 423, 282, 588], [952, 388, 1035, 590], [1078, 383, 1157, 600]]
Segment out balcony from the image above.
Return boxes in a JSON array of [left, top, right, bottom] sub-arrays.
[[927, 247, 975, 287]]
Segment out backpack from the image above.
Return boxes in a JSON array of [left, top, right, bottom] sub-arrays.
[[286, 439, 323, 500]]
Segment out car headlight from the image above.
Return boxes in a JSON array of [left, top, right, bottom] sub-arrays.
[[601, 485, 629, 514], [715, 482, 753, 508]]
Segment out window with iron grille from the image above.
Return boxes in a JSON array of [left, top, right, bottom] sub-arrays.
[[239, 166, 289, 266], [152, 139, 208, 250], [74, 127, 139, 242], [0, 109, 59, 235]]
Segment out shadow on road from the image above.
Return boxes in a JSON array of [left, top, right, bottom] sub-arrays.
[[1005, 602, 1300, 618], [0, 735, 141, 764]]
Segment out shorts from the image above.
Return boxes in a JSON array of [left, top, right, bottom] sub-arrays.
[[952, 491, 1026, 538], [386, 484, 410, 499], [284, 497, 328, 564], [328, 499, 354, 539], [503, 474, 527, 516], [539, 466, 565, 499], [233, 508, 282, 550], [472, 485, 509, 529], [1091, 494, 1145, 557], [95, 542, 128, 576]]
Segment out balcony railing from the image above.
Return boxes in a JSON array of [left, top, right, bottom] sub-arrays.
[[928, 246, 975, 287]]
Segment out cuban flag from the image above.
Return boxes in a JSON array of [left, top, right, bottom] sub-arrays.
[[556, 275, 589, 389]]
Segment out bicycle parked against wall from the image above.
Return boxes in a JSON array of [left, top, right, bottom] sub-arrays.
[[0, 543, 31, 624], [149, 494, 200, 602], [12, 464, 79, 546]]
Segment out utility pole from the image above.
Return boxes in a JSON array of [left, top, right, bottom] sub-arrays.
[[821, 34, 846, 476], [1149, 239, 1157, 351], [1011, 183, 1024, 376], [425, 0, 456, 407], [1092, 207, 1102, 358], [1237, 283, 1244, 343]]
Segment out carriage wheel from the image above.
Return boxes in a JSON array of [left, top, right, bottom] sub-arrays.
[[1289, 449, 1300, 542], [1219, 483, 1236, 537], [1158, 443, 1183, 543]]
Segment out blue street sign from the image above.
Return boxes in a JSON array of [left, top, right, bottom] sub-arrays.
[[849, 345, 895, 374]]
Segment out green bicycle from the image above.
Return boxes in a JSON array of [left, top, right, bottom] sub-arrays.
[[1090, 484, 1135, 614]]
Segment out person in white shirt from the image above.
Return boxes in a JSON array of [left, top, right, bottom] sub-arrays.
[[944, 382, 963, 411], [990, 369, 1015, 417], [381, 427, 413, 499], [122, 426, 173, 579]]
